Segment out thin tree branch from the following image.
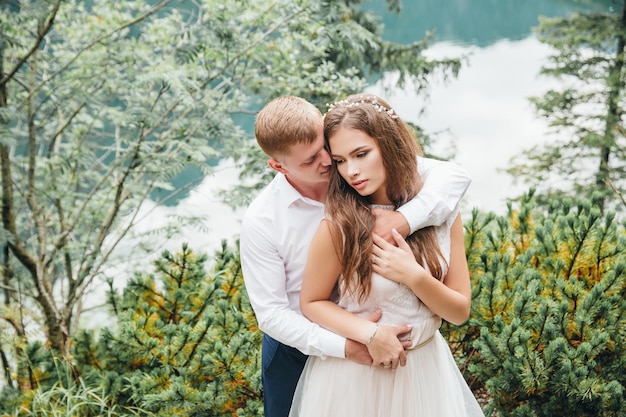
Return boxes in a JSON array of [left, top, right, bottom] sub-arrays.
[[0, 0, 62, 88]]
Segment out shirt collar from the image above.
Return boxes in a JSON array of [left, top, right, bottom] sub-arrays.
[[276, 173, 324, 208]]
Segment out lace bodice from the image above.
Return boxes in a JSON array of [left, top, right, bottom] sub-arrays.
[[337, 206, 459, 348]]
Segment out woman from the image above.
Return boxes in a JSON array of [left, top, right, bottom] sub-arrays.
[[289, 94, 484, 416]]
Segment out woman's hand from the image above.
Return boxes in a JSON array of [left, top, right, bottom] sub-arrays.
[[371, 229, 426, 286], [365, 324, 411, 370]]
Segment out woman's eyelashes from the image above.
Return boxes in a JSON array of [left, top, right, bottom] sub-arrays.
[[332, 150, 369, 165]]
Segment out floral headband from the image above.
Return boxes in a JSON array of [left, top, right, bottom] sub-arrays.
[[326, 95, 399, 120]]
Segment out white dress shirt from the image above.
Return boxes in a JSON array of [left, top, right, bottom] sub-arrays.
[[239, 157, 471, 359]]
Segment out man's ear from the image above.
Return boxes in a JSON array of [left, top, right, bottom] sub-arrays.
[[268, 158, 288, 174]]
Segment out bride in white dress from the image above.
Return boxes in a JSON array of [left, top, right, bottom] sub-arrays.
[[289, 94, 484, 417]]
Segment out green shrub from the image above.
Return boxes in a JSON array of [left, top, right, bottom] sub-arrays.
[[3, 355, 150, 417], [465, 193, 625, 416], [73, 242, 263, 417]]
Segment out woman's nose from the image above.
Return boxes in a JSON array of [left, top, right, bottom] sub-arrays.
[[347, 161, 359, 176]]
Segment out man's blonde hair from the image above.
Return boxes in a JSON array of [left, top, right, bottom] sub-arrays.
[[254, 96, 322, 157]]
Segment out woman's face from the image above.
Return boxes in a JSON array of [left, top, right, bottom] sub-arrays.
[[328, 127, 390, 205]]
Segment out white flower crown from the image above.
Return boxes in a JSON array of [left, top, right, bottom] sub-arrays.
[[326, 95, 399, 120]]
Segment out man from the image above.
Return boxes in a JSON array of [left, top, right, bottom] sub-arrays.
[[240, 96, 471, 417]]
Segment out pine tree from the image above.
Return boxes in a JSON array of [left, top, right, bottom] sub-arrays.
[[73, 242, 262, 417], [467, 192, 625, 416], [507, 1, 626, 211]]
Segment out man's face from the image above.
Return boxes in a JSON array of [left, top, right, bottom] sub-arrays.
[[272, 122, 332, 187]]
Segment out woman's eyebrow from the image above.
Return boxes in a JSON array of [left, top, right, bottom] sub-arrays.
[[332, 146, 367, 158]]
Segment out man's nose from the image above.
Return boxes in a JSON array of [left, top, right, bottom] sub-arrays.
[[321, 149, 331, 166]]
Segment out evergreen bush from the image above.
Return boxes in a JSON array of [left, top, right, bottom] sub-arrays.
[[465, 193, 625, 416], [5, 195, 624, 417], [73, 242, 263, 417]]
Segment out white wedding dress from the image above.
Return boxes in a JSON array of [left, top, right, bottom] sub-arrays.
[[289, 208, 485, 416]]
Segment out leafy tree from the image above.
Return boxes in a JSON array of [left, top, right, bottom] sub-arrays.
[[0, 0, 460, 394], [465, 191, 625, 416], [222, 0, 462, 207], [507, 1, 626, 212]]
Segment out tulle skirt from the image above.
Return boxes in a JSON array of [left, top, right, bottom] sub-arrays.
[[289, 331, 484, 417]]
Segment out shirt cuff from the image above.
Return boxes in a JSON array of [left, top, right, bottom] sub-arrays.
[[321, 331, 347, 359]]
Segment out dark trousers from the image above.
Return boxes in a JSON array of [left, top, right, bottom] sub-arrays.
[[262, 334, 308, 417]]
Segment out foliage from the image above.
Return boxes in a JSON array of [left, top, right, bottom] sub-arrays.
[[507, 1, 626, 212], [221, 0, 462, 208], [463, 191, 625, 416], [3, 197, 624, 416], [0, 0, 460, 395], [0, 350, 152, 416], [0, 242, 260, 416], [71, 242, 262, 417]]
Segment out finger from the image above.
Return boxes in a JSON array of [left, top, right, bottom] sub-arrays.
[[395, 323, 413, 336], [398, 329, 412, 339], [372, 233, 393, 250], [399, 350, 407, 367], [366, 308, 382, 323], [392, 228, 412, 251]]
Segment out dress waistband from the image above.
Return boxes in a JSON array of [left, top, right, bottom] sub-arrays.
[[408, 331, 436, 351], [405, 316, 441, 349]]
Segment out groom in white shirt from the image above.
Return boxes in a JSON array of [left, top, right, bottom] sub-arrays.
[[240, 96, 471, 417]]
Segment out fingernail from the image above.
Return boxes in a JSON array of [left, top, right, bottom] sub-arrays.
[[392, 228, 399, 235]]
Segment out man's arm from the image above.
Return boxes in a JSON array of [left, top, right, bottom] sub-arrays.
[[373, 157, 471, 243], [239, 214, 346, 359], [241, 213, 411, 364], [373, 157, 470, 243], [399, 157, 471, 233]]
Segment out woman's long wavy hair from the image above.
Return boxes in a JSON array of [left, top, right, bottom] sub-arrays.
[[324, 94, 446, 302]]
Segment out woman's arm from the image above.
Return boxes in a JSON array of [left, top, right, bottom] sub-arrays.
[[300, 220, 410, 368], [371, 215, 471, 325]]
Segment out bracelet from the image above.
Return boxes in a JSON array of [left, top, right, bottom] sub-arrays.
[[365, 325, 378, 346]]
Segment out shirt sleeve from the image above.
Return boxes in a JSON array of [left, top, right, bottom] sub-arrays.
[[396, 157, 472, 234], [239, 215, 346, 359]]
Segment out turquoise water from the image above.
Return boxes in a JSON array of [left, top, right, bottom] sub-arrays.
[[363, 0, 615, 46], [168, 1, 618, 248]]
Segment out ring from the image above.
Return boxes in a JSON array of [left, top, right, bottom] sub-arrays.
[[381, 362, 392, 369]]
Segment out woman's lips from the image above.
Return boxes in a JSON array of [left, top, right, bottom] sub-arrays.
[[351, 179, 367, 190]]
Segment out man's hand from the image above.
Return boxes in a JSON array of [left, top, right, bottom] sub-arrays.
[[344, 309, 412, 369], [372, 208, 410, 245]]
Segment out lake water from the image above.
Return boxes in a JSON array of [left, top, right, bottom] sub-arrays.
[[178, 1, 614, 253], [82, 0, 616, 327], [105, 0, 617, 275]]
